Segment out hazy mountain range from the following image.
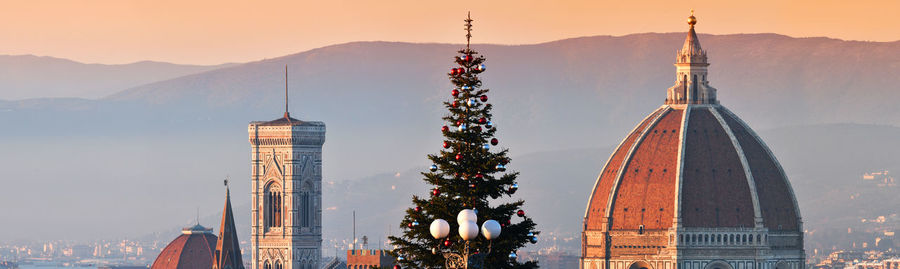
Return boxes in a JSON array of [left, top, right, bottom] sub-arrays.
[[0, 33, 898, 255], [0, 55, 235, 99]]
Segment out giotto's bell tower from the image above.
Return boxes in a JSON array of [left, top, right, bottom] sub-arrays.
[[249, 67, 325, 269]]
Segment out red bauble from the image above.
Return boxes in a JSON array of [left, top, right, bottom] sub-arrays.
[[414, 206, 421, 212], [452, 89, 460, 97], [458, 68, 466, 74], [479, 117, 486, 124], [394, 265, 401, 269], [506, 219, 511, 225], [455, 154, 462, 161], [452, 101, 459, 108], [456, 120, 462, 126], [442, 141, 450, 149], [466, 55, 473, 62], [432, 188, 440, 196], [491, 138, 499, 146], [480, 95, 488, 102], [408, 223, 413, 228], [517, 210, 525, 217], [475, 173, 483, 179], [441, 126, 449, 132], [443, 240, 452, 247], [451, 68, 458, 75]]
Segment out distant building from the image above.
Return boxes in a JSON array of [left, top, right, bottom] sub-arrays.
[[68, 245, 92, 258], [520, 251, 579, 269], [862, 171, 895, 187], [581, 11, 804, 269], [346, 249, 393, 269]]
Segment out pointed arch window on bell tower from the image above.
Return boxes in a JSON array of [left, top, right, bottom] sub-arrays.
[[265, 183, 283, 230]]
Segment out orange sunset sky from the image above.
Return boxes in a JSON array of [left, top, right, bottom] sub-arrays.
[[1, 0, 897, 65]]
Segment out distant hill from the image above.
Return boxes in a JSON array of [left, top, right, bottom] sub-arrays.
[[4, 33, 900, 181], [1, 33, 899, 247], [0, 55, 234, 99]]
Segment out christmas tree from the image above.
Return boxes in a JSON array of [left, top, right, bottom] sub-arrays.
[[388, 13, 539, 269]]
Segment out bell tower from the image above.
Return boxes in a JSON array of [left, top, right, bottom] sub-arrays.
[[249, 66, 325, 269]]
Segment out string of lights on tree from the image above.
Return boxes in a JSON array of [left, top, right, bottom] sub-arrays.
[[388, 12, 539, 269]]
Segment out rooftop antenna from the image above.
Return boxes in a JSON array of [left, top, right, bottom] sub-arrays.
[[352, 210, 356, 250], [196, 207, 200, 225], [284, 65, 290, 118]]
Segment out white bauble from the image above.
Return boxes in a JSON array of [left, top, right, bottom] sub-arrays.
[[430, 219, 450, 239], [481, 219, 501, 240], [457, 209, 477, 224], [459, 220, 479, 240]]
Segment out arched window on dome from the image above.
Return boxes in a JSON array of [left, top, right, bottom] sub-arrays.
[[264, 260, 271, 269], [265, 182, 283, 230]]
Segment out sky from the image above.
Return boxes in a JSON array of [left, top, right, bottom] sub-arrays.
[[1, 0, 898, 65]]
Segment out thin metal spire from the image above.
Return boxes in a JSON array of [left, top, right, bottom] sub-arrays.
[[464, 11, 473, 49], [284, 65, 290, 118]]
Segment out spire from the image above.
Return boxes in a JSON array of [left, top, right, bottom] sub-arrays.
[[284, 65, 290, 119], [214, 179, 245, 269]]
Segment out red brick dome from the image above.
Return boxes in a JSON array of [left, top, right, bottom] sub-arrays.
[[583, 105, 801, 232], [151, 224, 218, 269]]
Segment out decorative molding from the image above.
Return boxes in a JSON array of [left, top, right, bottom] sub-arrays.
[[582, 106, 667, 220], [710, 107, 764, 228], [673, 105, 691, 227], [719, 107, 803, 223], [604, 106, 672, 220]]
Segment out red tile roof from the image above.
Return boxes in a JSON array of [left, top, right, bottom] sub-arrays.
[[151, 227, 217, 269], [583, 105, 801, 232]]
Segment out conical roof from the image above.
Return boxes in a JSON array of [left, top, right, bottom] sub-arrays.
[[214, 187, 245, 269], [681, 25, 703, 56]]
